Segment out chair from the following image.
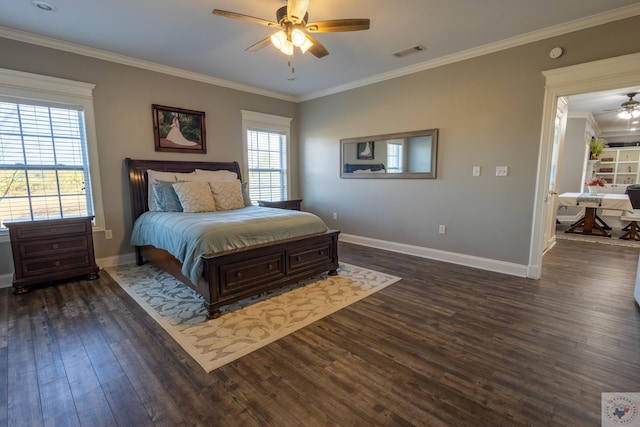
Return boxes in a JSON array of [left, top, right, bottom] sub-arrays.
[[619, 188, 640, 240], [621, 185, 640, 230]]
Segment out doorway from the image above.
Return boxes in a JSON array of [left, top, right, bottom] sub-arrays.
[[529, 53, 640, 279]]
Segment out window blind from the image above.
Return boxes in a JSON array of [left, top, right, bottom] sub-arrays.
[[246, 128, 287, 203], [0, 100, 94, 227]]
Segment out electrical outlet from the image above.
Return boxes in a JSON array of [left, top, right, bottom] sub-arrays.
[[439, 225, 446, 234], [105, 229, 113, 239], [496, 166, 509, 177], [332, 212, 338, 220], [473, 166, 481, 176]]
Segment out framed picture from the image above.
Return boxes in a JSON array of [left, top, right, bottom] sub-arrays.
[[152, 104, 206, 153], [357, 141, 374, 160]]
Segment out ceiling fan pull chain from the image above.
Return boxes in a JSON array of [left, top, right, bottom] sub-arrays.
[[288, 56, 296, 80]]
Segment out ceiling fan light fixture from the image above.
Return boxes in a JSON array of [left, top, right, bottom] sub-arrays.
[[270, 31, 287, 50], [291, 28, 306, 47], [299, 37, 313, 53], [281, 40, 294, 55], [618, 109, 640, 120]]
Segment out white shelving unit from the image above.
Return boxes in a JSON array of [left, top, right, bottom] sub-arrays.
[[594, 147, 640, 193]]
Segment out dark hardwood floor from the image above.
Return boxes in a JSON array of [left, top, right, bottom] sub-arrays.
[[1, 239, 639, 426]]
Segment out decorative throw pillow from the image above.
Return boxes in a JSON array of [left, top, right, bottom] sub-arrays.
[[172, 181, 217, 213], [241, 182, 252, 207], [209, 180, 245, 211], [152, 180, 183, 212], [147, 169, 178, 211], [195, 168, 238, 181]]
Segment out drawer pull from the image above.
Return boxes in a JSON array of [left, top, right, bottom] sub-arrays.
[[54, 261, 61, 267], [296, 256, 301, 261], [52, 244, 59, 250], [267, 263, 273, 270], [236, 272, 242, 278], [50, 228, 57, 234], [318, 250, 324, 256]]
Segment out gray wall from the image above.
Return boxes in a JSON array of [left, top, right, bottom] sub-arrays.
[[298, 16, 640, 266], [0, 15, 639, 278], [0, 37, 298, 276]]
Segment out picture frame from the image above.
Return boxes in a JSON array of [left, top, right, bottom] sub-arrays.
[[152, 104, 206, 153], [357, 141, 374, 160]]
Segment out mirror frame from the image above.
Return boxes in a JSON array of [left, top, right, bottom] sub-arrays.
[[340, 129, 438, 179]]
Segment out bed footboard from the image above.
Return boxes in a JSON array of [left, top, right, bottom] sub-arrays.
[[137, 230, 339, 319], [202, 230, 339, 319]]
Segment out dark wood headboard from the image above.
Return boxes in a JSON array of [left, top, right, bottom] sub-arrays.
[[125, 158, 242, 223]]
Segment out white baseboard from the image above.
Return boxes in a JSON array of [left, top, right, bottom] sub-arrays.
[[1, 240, 532, 290], [0, 273, 13, 289], [339, 233, 529, 278], [96, 252, 137, 268]]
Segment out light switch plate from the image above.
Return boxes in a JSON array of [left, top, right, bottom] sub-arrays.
[[473, 166, 481, 176], [496, 166, 509, 176]]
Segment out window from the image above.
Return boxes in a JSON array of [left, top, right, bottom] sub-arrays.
[[0, 68, 104, 234], [387, 142, 404, 173], [241, 111, 292, 203]]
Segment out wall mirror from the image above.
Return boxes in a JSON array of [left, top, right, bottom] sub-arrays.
[[340, 129, 438, 179]]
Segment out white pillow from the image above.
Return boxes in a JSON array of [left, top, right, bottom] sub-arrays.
[[147, 169, 178, 211], [209, 180, 244, 211], [173, 171, 198, 181], [195, 168, 238, 181], [172, 181, 217, 213]]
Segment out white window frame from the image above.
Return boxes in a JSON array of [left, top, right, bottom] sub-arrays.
[[0, 68, 105, 242], [241, 110, 292, 202], [387, 141, 404, 173]]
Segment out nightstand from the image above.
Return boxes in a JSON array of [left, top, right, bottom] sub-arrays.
[[258, 199, 303, 211], [6, 216, 100, 294]]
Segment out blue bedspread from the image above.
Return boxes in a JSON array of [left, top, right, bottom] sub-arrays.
[[130, 206, 329, 285]]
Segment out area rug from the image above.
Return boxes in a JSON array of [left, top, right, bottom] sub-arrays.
[[105, 263, 401, 373], [556, 222, 640, 248]]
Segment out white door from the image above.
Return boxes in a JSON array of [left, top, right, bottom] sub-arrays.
[[543, 96, 568, 253]]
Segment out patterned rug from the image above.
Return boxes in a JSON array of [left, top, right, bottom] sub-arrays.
[[556, 222, 640, 248], [105, 263, 400, 372]]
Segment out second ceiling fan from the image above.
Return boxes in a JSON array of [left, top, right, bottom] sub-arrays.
[[212, 0, 370, 58]]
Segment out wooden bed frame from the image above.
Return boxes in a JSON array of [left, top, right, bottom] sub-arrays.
[[125, 158, 339, 319]]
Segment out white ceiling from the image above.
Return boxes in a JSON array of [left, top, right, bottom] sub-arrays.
[[2, 0, 640, 134], [568, 88, 640, 137]]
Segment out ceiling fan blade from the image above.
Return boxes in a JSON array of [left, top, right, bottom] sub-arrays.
[[246, 37, 273, 52], [306, 19, 370, 32], [212, 9, 278, 27], [287, 0, 310, 23], [304, 34, 329, 58]]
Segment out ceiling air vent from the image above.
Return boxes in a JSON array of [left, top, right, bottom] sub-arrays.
[[392, 45, 426, 58]]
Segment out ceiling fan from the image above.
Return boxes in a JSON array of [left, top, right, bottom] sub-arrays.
[[212, 0, 370, 58], [601, 92, 640, 119]]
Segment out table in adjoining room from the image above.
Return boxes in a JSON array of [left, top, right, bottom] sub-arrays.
[[558, 192, 633, 237]]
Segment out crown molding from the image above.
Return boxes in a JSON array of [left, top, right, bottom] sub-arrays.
[[299, 3, 640, 101], [1, 2, 639, 103], [0, 25, 298, 103]]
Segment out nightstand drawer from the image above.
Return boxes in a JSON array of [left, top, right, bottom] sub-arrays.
[[11, 221, 90, 240], [16, 236, 90, 259], [6, 216, 99, 294], [19, 254, 93, 278]]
